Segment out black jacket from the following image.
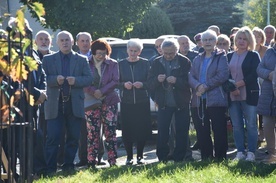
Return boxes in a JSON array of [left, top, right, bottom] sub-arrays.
[[227, 51, 260, 106], [119, 57, 150, 104], [148, 53, 191, 109]]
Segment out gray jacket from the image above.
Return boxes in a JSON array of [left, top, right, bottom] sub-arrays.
[[257, 45, 276, 116], [189, 49, 229, 108]]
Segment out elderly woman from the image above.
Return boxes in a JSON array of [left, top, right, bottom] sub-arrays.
[[189, 29, 229, 161], [256, 38, 276, 164], [84, 39, 120, 168], [216, 34, 231, 53], [227, 26, 260, 161], [119, 39, 151, 165]]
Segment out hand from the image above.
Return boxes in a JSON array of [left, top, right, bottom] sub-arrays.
[[124, 81, 133, 90], [158, 74, 166, 82], [67, 76, 75, 85], [133, 81, 143, 88], [57, 75, 65, 85], [235, 80, 245, 88], [269, 71, 275, 81], [94, 89, 103, 99], [35, 91, 47, 105], [197, 84, 206, 94], [231, 89, 240, 96], [166, 76, 176, 84]]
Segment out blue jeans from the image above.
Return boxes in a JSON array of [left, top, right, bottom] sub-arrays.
[[229, 100, 258, 153], [45, 100, 82, 173], [156, 105, 190, 162]]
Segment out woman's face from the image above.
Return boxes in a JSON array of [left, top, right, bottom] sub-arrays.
[[253, 31, 262, 46], [93, 49, 107, 62], [202, 35, 216, 52], [127, 46, 141, 60], [235, 33, 249, 50], [217, 40, 230, 52]]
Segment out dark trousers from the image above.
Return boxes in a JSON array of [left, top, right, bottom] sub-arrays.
[[123, 140, 146, 160], [78, 119, 88, 163], [44, 100, 82, 173], [191, 101, 228, 160], [156, 105, 190, 162]]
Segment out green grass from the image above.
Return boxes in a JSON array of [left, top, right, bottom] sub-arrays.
[[35, 160, 276, 183]]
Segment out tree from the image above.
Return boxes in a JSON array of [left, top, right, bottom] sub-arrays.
[[158, 0, 244, 38], [243, 0, 276, 29], [130, 6, 174, 38], [20, 0, 158, 39]]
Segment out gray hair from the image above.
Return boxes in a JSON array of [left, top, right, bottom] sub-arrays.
[[56, 30, 73, 43], [161, 39, 179, 52], [35, 30, 51, 41], [127, 38, 143, 50], [201, 29, 218, 42], [76, 32, 92, 41]]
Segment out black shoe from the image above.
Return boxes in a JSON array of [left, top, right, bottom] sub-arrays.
[[87, 162, 96, 169], [191, 141, 200, 150], [137, 157, 145, 165], [75, 161, 88, 167], [125, 159, 133, 165], [97, 161, 106, 165]]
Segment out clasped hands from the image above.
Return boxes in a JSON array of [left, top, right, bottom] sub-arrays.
[[57, 75, 75, 85], [196, 84, 206, 97], [124, 81, 143, 90], [157, 74, 176, 84]]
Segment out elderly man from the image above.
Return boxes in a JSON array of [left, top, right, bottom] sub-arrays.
[[178, 35, 198, 62], [264, 25, 276, 46], [148, 39, 191, 163], [43, 30, 93, 175]]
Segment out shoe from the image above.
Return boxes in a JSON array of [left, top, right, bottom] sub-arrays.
[[75, 161, 87, 167], [87, 162, 96, 169], [137, 157, 145, 165], [97, 161, 107, 165], [125, 159, 133, 165], [261, 154, 276, 164], [191, 141, 200, 150], [233, 152, 246, 161], [245, 152, 255, 162]]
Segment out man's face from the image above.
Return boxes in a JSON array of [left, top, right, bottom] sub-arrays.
[[35, 33, 51, 52], [162, 45, 177, 61], [57, 33, 73, 54], [265, 27, 275, 43], [178, 37, 190, 54], [155, 39, 164, 55], [77, 34, 92, 54]]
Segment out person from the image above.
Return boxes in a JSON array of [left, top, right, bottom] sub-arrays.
[[230, 27, 240, 35], [263, 25, 276, 46], [148, 39, 191, 162], [227, 26, 260, 161], [208, 25, 220, 36], [177, 35, 198, 62], [252, 27, 268, 143], [148, 36, 165, 66], [216, 34, 231, 53], [84, 39, 120, 168], [119, 39, 151, 165], [192, 33, 204, 53], [177, 35, 199, 156], [256, 38, 276, 164], [189, 30, 229, 161], [33, 30, 54, 176], [43, 30, 93, 175]]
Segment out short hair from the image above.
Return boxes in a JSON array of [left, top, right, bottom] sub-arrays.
[[234, 26, 256, 51], [91, 39, 112, 56], [208, 25, 220, 35], [177, 35, 191, 42], [217, 34, 230, 46], [76, 32, 92, 41], [35, 30, 51, 41], [252, 27, 266, 46], [194, 33, 202, 42], [231, 27, 240, 34], [127, 38, 143, 51], [56, 30, 74, 44], [201, 29, 218, 42], [161, 38, 179, 52]]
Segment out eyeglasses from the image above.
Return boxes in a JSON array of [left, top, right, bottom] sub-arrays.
[[95, 51, 107, 56], [217, 42, 228, 46], [202, 38, 215, 42]]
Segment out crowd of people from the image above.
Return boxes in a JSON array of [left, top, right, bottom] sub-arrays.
[[1, 17, 276, 181]]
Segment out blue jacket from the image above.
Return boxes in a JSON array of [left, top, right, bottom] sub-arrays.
[[189, 49, 229, 108], [257, 45, 276, 116]]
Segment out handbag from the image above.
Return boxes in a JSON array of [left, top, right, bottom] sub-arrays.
[[84, 64, 106, 111], [84, 93, 102, 111], [222, 79, 236, 92]]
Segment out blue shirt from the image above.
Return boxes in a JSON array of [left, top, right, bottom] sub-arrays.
[[199, 57, 211, 98]]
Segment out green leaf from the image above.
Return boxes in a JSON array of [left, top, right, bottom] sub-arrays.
[[30, 2, 46, 17], [24, 56, 38, 71]]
